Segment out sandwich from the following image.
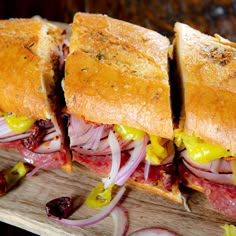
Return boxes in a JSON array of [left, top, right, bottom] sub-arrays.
[[0, 18, 71, 172], [174, 22, 236, 218], [63, 12, 181, 203]]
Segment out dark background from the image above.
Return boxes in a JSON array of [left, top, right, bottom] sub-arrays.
[[0, 0, 235, 235], [0, 0, 235, 41]]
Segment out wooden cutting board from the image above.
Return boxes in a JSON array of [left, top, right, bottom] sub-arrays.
[[0, 148, 236, 236]]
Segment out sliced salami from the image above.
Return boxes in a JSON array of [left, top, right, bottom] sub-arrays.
[[179, 161, 236, 218]]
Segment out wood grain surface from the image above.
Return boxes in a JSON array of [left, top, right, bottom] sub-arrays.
[[0, 148, 236, 236], [0, 2, 235, 235]]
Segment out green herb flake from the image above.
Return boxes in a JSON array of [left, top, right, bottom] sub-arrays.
[[96, 52, 104, 60], [38, 87, 43, 93], [28, 43, 35, 48]]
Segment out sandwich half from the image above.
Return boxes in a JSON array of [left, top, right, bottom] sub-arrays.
[[0, 18, 71, 172], [174, 22, 236, 218], [64, 13, 182, 202]]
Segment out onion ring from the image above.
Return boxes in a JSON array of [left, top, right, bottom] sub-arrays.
[[103, 130, 121, 188], [114, 135, 148, 186], [128, 227, 178, 236], [50, 186, 126, 227], [183, 159, 234, 185], [111, 206, 128, 236]]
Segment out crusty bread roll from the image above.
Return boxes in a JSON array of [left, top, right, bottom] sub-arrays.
[[0, 18, 64, 120], [174, 22, 236, 152], [65, 12, 173, 139]]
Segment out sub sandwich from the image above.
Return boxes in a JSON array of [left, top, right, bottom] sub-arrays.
[[0, 18, 71, 172], [174, 22, 236, 218], [63, 12, 181, 203]]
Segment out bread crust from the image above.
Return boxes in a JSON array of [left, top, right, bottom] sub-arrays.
[[128, 178, 183, 203], [0, 18, 64, 120], [174, 22, 236, 152], [65, 13, 173, 139]]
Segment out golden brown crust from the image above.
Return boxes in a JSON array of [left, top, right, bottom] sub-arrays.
[[174, 22, 236, 152], [128, 178, 183, 203], [0, 18, 64, 120], [185, 182, 204, 193], [65, 13, 173, 139]]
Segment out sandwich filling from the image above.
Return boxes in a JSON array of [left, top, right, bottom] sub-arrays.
[[68, 115, 179, 195], [175, 129, 236, 186], [0, 113, 69, 170], [62, 13, 181, 203], [174, 21, 236, 218]]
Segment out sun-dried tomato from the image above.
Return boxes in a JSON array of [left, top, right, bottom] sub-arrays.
[[45, 196, 72, 219], [0, 173, 7, 195], [22, 125, 46, 150]]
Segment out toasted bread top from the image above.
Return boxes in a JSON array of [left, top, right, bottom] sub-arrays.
[[174, 22, 236, 152], [0, 18, 64, 120], [65, 13, 173, 139]]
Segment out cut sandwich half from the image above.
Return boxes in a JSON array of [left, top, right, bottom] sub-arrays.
[[174, 22, 236, 218], [0, 18, 71, 172], [64, 12, 182, 203]]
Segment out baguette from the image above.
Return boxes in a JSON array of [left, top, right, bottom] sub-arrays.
[[174, 22, 236, 218], [0, 18, 63, 119], [65, 12, 173, 139], [0, 18, 71, 171], [64, 13, 181, 203], [175, 22, 236, 152]]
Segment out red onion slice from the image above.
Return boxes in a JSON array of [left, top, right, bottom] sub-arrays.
[[33, 127, 62, 154], [95, 137, 110, 150], [27, 161, 52, 177], [0, 125, 17, 138], [0, 132, 31, 143], [82, 125, 105, 150], [0, 118, 61, 148], [72, 145, 111, 156], [34, 138, 61, 154], [68, 117, 92, 147], [144, 161, 151, 181], [128, 227, 178, 236], [72, 136, 133, 157], [111, 206, 128, 236], [114, 135, 148, 186], [41, 128, 57, 141], [50, 115, 62, 137], [68, 116, 112, 148], [183, 159, 234, 185], [210, 158, 221, 174], [50, 186, 126, 227], [180, 149, 233, 173], [0, 118, 31, 141], [103, 131, 121, 188]]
